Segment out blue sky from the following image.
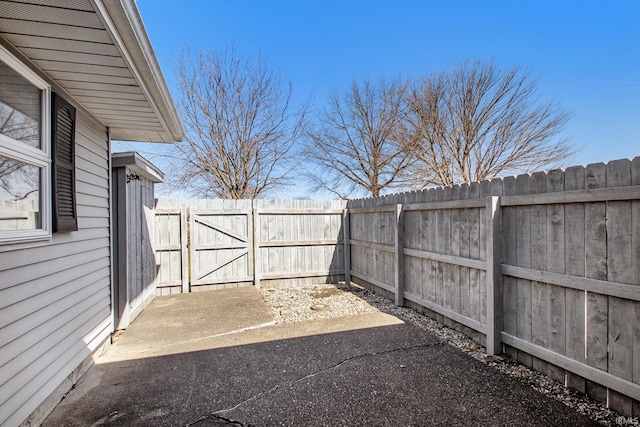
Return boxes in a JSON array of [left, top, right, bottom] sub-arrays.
[[115, 0, 639, 197]]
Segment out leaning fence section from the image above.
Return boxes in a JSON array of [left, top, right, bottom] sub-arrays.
[[346, 157, 640, 415]]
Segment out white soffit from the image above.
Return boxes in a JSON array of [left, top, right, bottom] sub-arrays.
[[0, 0, 183, 143]]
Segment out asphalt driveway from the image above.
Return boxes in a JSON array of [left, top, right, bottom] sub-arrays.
[[43, 287, 598, 426]]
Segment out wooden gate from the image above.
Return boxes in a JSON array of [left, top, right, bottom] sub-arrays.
[[154, 199, 348, 293], [189, 200, 254, 289]]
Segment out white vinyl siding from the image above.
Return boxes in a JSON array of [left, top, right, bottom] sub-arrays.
[[0, 108, 112, 427]]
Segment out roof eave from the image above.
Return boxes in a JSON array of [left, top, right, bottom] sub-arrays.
[[91, 0, 183, 143], [112, 151, 165, 183]]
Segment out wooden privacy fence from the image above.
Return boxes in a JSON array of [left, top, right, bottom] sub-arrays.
[[153, 199, 347, 294], [346, 158, 640, 414]]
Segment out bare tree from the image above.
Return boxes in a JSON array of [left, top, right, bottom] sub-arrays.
[[404, 60, 573, 187], [306, 78, 413, 198], [168, 47, 309, 199]]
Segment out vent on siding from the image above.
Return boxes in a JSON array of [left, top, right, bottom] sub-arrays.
[[52, 93, 78, 232]]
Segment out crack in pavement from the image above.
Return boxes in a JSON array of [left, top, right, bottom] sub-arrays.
[[183, 340, 444, 426], [185, 413, 246, 426]]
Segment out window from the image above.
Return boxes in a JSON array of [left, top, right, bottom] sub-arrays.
[[0, 45, 51, 243]]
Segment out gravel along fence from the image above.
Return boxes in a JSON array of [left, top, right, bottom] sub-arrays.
[[259, 283, 638, 427]]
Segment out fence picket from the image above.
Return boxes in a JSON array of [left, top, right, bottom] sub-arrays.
[[606, 159, 635, 413], [515, 174, 533, 367], [530, 172, 548, 356], [503, 176, 518, 360], [564, 165, 587, 392], [459, 184, 471, 325], [545, 169, 566, 381], [450, 185, 461, 321], [469, 182, 481, 327], [441, 187, 452, 326], [584, 163, 609, 402], [479, 180, 491, 326]]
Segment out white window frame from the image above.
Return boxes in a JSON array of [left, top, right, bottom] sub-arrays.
[[0, 45, 51, 243]]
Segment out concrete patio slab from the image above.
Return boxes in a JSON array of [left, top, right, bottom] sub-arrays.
[[43, 287, 598, 426]]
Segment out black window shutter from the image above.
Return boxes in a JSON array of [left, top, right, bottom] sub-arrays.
[[51, 92, 78, 232]]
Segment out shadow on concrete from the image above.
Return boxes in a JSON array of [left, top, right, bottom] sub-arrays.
[[43, 288, 598, 427]]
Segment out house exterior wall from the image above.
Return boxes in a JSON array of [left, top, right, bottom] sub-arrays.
[[112, 165, 157, 330], [126, 170, 157, 322], [0, 108, 112, 426]]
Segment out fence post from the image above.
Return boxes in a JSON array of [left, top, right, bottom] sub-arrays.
[[395, 203, 404, 306], [486, 196, 502, 355], [342, 208, 351, 285]]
